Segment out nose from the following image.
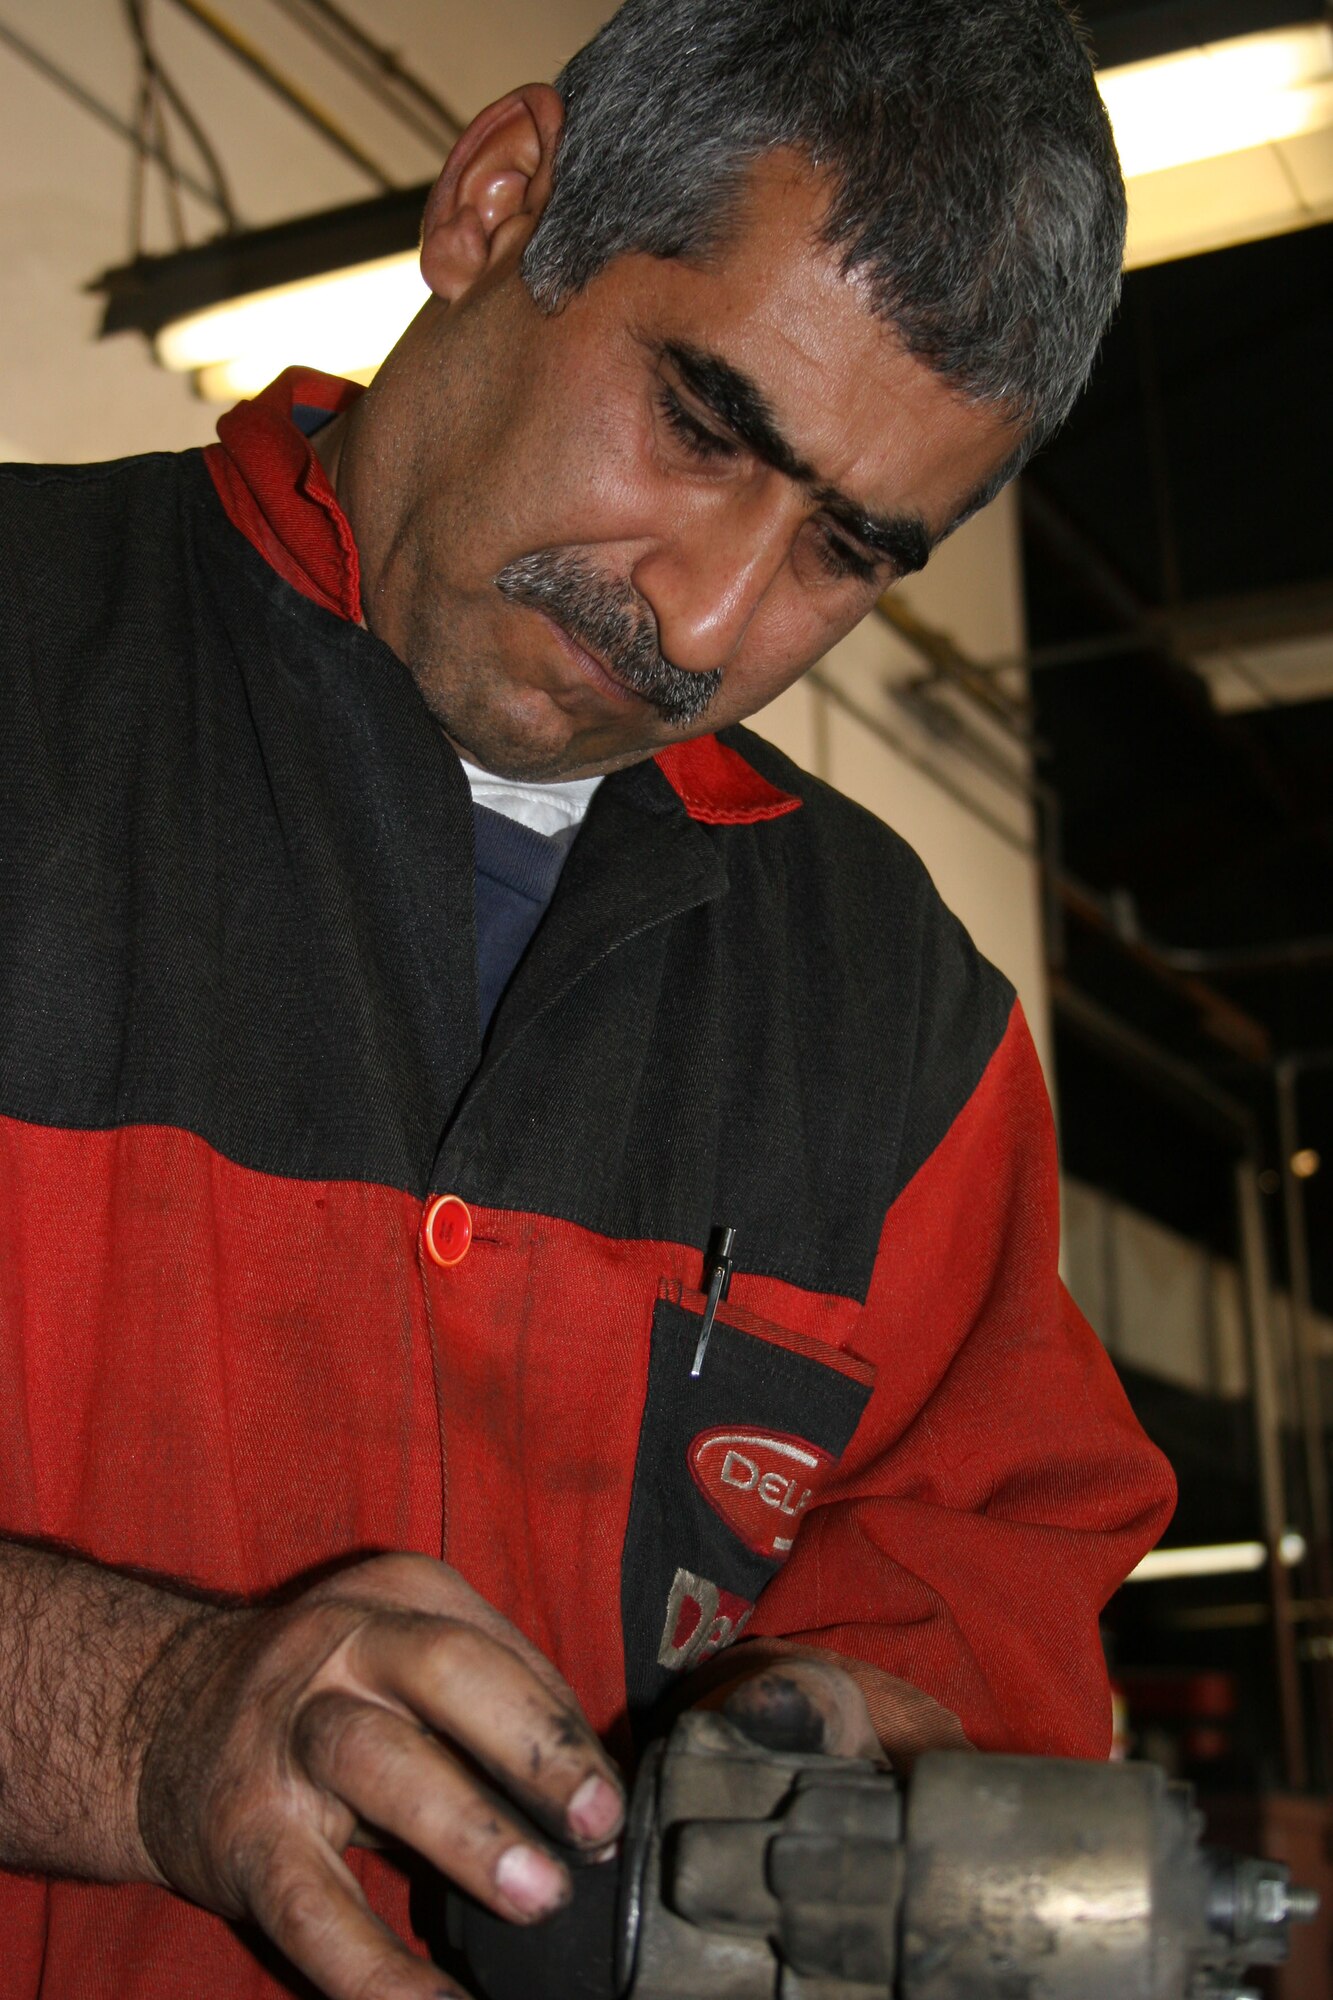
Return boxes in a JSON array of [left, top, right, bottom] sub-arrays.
[[630, 492, 794, 676]]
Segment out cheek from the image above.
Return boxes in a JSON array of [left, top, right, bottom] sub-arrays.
[[729, 585, 872, 707]]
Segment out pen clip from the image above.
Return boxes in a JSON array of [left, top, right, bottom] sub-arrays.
[[690, 1225, 736, 1379]]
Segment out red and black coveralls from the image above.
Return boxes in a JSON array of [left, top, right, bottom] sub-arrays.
[[0, 373, 1174, 1997]]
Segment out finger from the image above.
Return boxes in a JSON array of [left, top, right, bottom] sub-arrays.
[[722, 1659, 881, 1760], [246, 1827, 468, 2000], [346, 1617, 624, 1847], [320, 1555, 581, 1711], [297, 1691, 571, 1924], [840, 1662, 973, 1766]]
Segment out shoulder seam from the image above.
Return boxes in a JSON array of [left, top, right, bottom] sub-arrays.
[[0, 454, 190, 491]]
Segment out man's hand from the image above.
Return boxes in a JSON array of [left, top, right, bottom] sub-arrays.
[[0, 1544, 623, 2000], [694, 1644, 973, 1767], [136, 1552, 624, 1997]]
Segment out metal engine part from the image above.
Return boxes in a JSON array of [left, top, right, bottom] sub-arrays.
[[618, 1711, 1317, 2000]]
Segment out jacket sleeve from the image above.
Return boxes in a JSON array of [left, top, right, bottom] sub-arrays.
[[743, 998, 1176, 1758]]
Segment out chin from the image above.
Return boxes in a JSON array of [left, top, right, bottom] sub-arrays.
[[461, 733, 665, 784], [425, 690, 657, 786], [433, 705, 649, 784]]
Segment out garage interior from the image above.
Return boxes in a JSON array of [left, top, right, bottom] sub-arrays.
[[0, 0, 1329, 1993]]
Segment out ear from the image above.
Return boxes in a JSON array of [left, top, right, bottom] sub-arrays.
[[419, 84, 565, 303]]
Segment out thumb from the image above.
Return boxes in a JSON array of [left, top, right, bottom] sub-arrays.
[[722, 1658, 881, 1761]]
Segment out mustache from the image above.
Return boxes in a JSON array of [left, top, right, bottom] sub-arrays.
[[494, 551, 722, 727]]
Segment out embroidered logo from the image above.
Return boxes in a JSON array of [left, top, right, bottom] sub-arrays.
[[656, 1565, 754, 1672], [688, 1428, 834, 1559]]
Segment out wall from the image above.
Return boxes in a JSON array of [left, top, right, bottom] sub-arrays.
[[752, 488, 1050, 1079], [1063, 1172, 1333, 1417]]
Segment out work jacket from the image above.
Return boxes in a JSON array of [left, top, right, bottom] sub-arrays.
[[0, 373, 1174, 1998]]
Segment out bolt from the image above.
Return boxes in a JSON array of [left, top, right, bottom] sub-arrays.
[[1287, 1885, 1320, 1924]]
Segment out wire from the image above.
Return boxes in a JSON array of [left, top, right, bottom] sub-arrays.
[[273, 0, 463, 144], [164, 0, 396, 190], [129, 71, 153, 257], [0, 15, 230, 218], [126, 3, 189, 253], [265, 0, 461, 154], [124, 0, 239, 233], [151, 78, 189, 247]]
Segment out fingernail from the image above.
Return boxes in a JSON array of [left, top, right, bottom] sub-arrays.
[[568, 1772, 622, 1843], [495, 1842, 567, 1918]]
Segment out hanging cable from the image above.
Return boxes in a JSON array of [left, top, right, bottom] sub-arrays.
[[0, 15, 230, 218], [129, 71, 154, 257], [124, 0, 239, 234], [126, 7, 189, 253], [266, 0, 462, 153], [163, 0, 396, 189], [151, 80, 190, 246], [296, 0, 465, 136]]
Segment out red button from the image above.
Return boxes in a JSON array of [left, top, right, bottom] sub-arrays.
[[423, 1193, 473, 1268]]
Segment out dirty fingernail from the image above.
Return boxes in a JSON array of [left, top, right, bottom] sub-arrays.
[[568, 1772, 622, 1842], [495, 1842, 567, 1917]]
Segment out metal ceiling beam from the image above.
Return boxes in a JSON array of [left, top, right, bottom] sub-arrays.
[[1163, 578, 1333, 654], [1082, 0, 1321, 68]]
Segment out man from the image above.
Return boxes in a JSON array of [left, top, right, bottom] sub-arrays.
[[0, 1, 1173, 1996]]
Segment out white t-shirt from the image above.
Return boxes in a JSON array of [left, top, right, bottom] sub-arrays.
[[460, 758, 603, 839]]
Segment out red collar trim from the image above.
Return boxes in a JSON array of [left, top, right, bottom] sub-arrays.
[[653, 736, 801, 824], [205, 367, 364, 622], [205, 369, 801, 826]]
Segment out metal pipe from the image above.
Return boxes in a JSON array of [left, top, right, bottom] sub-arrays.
[[1236, 1155, 1309, 1791], [164, 0, 396, 189], [1143, 933, 1333, 976], [874, 592, 1032, 737], [1055, 877, 1271, 1068], [806, 666, 1036, 856], [1049, 976, 1254, 1141], [1278, 1060, 1332, 1556], [1277, 1058, 1333, 1782]]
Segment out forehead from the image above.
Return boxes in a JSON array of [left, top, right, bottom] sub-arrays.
[[592, 150, 1021, 533]]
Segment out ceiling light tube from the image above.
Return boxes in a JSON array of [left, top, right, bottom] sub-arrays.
[[156, 250, 429, 401], [1099, 21, 1333, 179], [1127, 1530, 1307, 1581], [105, 21, 1333, 399]]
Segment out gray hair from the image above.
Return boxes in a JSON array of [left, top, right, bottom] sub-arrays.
[[522, 0, 1124, 464]]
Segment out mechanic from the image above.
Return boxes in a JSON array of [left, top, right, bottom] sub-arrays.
[[0, 2, 1175, 1996]]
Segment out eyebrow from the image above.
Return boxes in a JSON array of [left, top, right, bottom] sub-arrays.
[[662, 340, 932, 578]]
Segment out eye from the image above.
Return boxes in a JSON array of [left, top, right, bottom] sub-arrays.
[[811, 523, 879, 584], [657, 385, 738, 463]]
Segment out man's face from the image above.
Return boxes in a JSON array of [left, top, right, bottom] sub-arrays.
[[347, 153, 1020, 782]]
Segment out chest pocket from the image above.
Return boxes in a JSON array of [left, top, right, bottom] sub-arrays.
[[620, 1282, 875, 1731]]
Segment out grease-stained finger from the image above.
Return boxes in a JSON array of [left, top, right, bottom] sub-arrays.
[[345, 1617, 624, 1846], [723, 1659, 881, 1760], [295, 1690, 571, 1922], [245, 1826, 468, 2000]]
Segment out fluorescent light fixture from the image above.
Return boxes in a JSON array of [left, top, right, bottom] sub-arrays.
[[1099, 22, 1333, 179], [156, 250, 429, 403], [1128, 1530, 1307, 1582], [1100, 21, 1333, 266], [102, 20, 1333, 397]]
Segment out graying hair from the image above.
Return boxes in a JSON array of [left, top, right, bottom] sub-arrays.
[[522, 0, 1124, 462]]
